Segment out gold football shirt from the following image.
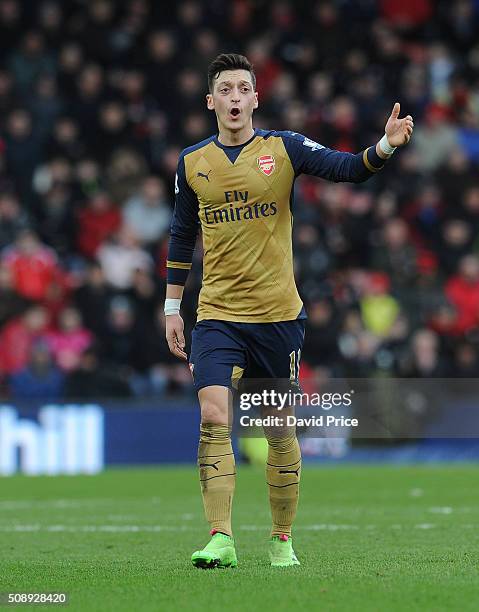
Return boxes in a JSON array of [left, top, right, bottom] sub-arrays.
[[167, 129, 384, 323]]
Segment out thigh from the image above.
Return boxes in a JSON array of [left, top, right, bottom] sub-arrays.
[[244, 319, 306, 382], [190, 320, 248, 392]]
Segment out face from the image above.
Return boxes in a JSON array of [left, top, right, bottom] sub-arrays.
[[60, 43, 83, 72], [8, 110, 31, 138], [142, 177, 164, 203], [59, 307, 81, 331], [206, 69, 258, 133], [100, 102, 126, 131]]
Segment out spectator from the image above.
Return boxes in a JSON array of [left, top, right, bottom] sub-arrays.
[[302, 299, 341, 368], [64, 346, 131, 398], [73, 64, 105, 133], [0, 0, 23, 58], [0, 263, 31, 327], [460, 186, 479, 234], [74, 158, 102, 200], [8, 30, 55, 94], [450, 342, 479, 378], [412, 104, 459, 172], [372, 218, 417, 288], [76, 189, 121, 258], [97, 225, 153, 290], [46, 116, 86, 162], [128, 268, 160, 322], [438, 219, 473, 275], [405, 183, 443, 249], [458, 107, 479, 164], [398, 329, 447, 377], [74, 262, 112, 336], [436, 148, 475, 207], [0, 192, 29, 250], [98, 295, 139, 371], [4, 109, 43, 203], [38, 1, 63, 49], [120, 69, 154, 133], [1, 229, 61, 301], [28, 74, 63, 140], [360, 272, 400, 338], [45, 306, 93, 371], [0, 305, 49, 376], [105, 147, 148, 203], [35, 182, 75, 256], [80, 0, 116, 66], [57, 41, 84, 97], [94, 100, 132, 164], [9, 339, 64, 399], [444, 255, 479, 335], [122, 176, 171, 245], [145, 30, 179, 105], [0, 69, 15, 117]]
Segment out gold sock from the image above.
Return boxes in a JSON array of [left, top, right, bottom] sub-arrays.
[[265, 434, 301, 537], [198, 423, 236, 537]]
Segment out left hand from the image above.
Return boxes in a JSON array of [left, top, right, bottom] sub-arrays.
[[385, 102, 414, 147]]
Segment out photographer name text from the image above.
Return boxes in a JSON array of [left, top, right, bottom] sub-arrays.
[[239, 415, 358, 428]]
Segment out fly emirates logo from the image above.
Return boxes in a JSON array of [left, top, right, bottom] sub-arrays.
[[204, 190, 277, 225]]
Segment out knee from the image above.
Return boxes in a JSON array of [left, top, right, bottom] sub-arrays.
[[200, 399, 228, 425], [265, 432, 298, 452]]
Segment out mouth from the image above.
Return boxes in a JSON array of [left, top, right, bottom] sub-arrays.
[[229, 107, 241, 120]]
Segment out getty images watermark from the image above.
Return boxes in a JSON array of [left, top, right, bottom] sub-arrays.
[[238, 388, 358, 429]]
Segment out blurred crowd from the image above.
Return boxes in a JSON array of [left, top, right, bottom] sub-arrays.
[[1, 0, 479, 400]]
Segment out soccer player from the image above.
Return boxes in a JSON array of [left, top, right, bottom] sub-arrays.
[[165, 53, 413, 568]]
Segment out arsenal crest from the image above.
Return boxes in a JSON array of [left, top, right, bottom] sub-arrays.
[[257, 155, 275, 176]]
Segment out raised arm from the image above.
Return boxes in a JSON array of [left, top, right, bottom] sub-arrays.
[[165, 152, 199, 360], [281, 102, 413, 183]]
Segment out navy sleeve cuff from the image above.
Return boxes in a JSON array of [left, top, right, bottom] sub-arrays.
[[363, 146, 387, 172], [166, 262, 191, 285]]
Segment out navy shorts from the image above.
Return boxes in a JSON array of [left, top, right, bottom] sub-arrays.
[[189, 318, 306, 392]]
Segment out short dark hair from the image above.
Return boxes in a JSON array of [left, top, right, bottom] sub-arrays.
[[207, 53, 256, 92]]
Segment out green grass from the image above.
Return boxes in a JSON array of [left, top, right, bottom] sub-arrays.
[[0, 465, 478, 611]]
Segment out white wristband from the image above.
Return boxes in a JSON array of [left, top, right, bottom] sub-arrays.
[[164, 298, 181, 316], [379, 134, 397, 156]]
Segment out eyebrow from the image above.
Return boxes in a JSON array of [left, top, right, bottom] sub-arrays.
[[217, 80, 252, 87]]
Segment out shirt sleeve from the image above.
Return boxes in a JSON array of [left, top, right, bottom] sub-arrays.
[[166, 152, 199, 286], [280, 131, 387, 183]]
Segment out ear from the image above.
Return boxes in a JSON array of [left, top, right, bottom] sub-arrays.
[[253, 91, 259, 110], [206, 93, 215, 110]]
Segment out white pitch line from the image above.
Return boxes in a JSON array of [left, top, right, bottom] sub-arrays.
[[0, 522, 468, 533], [0, 497, 164, 511], [409, 488, 424, 497], [0, 525, 191, 533], [429, 507, 453, 514]]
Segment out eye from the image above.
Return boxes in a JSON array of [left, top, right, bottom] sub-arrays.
[[220, 88, 229, 94]]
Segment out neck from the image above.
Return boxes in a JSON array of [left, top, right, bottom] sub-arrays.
[[217, 124, 254, 146]]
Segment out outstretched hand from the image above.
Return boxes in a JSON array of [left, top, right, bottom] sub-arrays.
[[385, 102, 414, 147]]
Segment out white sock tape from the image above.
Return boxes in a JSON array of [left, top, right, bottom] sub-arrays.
[[164, 298, 181, 316]]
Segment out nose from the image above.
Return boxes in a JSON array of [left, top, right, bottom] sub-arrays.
[[231, 86, 241, 102]]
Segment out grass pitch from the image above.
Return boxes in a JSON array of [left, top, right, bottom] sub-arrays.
[[1, 465, 478, 611]]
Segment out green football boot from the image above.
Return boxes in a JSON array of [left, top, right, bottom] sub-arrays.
[[269, 534, 301, 567], [191, 529, 238, 569]]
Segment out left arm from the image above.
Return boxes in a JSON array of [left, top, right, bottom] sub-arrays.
[[282, 102, 414, 183]]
